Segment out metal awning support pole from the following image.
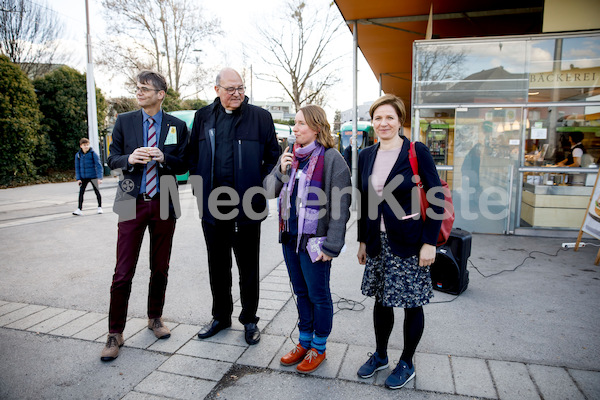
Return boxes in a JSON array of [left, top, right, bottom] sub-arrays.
[[351, 21, 358, 211], [85, 0, 99, 156]]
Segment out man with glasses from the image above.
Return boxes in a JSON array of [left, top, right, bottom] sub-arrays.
[[101, 70, 188, 361], [188, 68, 280, 345]]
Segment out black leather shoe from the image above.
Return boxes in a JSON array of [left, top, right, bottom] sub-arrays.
[[244, 323, 261, 345], [197, 319, 231, 339]]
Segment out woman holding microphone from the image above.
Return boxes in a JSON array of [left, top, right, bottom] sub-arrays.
[[264, 104, 351, 373]]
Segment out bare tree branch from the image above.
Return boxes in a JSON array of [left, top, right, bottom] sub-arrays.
[[0, 0, 72, 78], [256, 0, 343, 111], [99, 0, 221, 93]]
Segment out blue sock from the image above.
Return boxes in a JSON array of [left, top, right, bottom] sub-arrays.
[[312, 335, 328, 354], [299, 331, 313, 350]]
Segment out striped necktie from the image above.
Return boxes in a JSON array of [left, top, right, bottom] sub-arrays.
[[146, 117, 157, 198]]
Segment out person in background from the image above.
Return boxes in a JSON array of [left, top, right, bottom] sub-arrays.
[[343, 136, 359, 170], [102, 70, 188, 361], [264, 104, 351, 373], [188, 68, 280, 345], [557, 131, 586, 167], [356, 94, 443, 389], [73, 138, 103, 215]]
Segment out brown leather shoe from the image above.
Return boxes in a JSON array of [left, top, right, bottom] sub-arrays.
[[280, 343, 308, 366], [296, 348, 326, 374], [100, 333, 124, 361], [148, 317, 171, 339]]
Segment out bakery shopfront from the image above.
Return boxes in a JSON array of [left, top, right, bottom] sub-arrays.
[[412, 31, 600, 235]]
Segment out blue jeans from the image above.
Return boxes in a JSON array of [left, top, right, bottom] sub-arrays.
[[282, 242, 333, 339]]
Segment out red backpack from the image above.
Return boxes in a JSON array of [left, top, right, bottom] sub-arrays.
[[408, 142, 455, 246]]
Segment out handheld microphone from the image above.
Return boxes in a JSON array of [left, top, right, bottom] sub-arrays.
[[286, 135, 296, 175]]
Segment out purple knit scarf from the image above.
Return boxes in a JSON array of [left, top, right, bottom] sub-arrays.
[[279, 140, 325, 245]]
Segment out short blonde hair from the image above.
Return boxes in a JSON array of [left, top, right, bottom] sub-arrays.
[[369, 94, 406, 127], [299, 104, 335, 149]]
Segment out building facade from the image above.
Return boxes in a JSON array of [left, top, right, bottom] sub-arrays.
[[412, 31, 600, 235]]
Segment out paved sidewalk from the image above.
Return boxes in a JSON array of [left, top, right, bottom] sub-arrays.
[[1, 179, 599, 399]]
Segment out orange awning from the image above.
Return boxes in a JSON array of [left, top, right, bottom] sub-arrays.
[[334, 1, 544, 107]]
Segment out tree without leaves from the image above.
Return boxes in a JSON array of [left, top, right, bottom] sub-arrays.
[[257, 0, 343, 111], [0, 0, 71, 79], [100, 0, 220, 94]]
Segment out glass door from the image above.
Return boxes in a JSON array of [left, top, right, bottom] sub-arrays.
[[452, 107, 521, 234]]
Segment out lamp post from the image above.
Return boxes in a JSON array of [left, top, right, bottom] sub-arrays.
[[85, 0, 99, 156]]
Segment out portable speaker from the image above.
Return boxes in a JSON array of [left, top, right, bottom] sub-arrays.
[[430, 228, 471, 295]]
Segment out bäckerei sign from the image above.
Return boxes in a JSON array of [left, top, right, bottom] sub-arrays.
[[529, 67, 600, 89]]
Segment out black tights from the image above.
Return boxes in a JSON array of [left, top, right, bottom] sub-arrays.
[[374, 301, 424, 368]]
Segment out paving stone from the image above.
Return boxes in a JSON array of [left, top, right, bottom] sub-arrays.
[[529, 364, 585, 400], [124, 318, 153, 341], [0, 304, 48, 327], [134, 371, 216, 400], [256, 298, 287, 310], [72, 317, 109, 341], [148, 324, 200, 353], [177, 338, 246, 362], [569, 369, 600, 400], [267, 269, 289, 278], [27, 309, 86, 333], [5, 307, 66, 330], [261, 282, 291, 292], [0, 302, 28, 317], [413, 352, 454, 394], [269, 338, 347, 379], [374, 349, 415, 389], [49, 312, 106, 337], [338, 344, 383, 384], [260, 290, 292, 301], [158, 354, 232, 381], [489, 360, 540, 400], [121, 392, 167, 400], [452, 356, 497, 398], [232, 306, 278, 322], [203, 327, 248, 347], [93, 317, 150, 343], [126, 321, 178, 349], [237, 334, 286, 368], [262, 275, 291, 285]]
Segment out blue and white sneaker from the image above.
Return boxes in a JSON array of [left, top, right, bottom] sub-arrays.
[[357, 352, 389, 378], [384, 360, 415, 389]]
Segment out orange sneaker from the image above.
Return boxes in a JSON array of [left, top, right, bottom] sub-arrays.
[[280, 343, 309, 366], [296, 348, 326, 373]]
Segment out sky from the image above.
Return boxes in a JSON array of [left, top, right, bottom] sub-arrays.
[[44, 0, 381, 121]]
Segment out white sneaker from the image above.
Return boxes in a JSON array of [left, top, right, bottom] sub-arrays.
[[97, 207, 103, 214], [72, 209, 82, 216]]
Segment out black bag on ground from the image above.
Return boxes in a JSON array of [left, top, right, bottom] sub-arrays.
[[430, 228, 471, 295]]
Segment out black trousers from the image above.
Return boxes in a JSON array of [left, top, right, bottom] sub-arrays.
[[202, 220, 261, 325], [78, 178, 102, 209]]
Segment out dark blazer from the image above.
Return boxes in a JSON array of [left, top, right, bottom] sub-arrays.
[[187, 96, 280, 225], [108, 109, 188, 217], [357, 136, 443, 258]]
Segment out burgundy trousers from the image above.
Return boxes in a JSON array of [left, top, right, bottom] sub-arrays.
[[108, 197, 176, 333]]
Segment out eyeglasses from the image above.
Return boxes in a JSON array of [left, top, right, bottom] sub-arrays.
[[218, 85, 245, 95], [136, 86, 161, 94]]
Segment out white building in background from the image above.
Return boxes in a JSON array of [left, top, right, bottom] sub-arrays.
[[259, 99, 295, 121], [341, 100, 373, 123]]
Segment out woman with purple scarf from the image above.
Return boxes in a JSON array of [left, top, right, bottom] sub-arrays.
[[264, 105, 351, 374]]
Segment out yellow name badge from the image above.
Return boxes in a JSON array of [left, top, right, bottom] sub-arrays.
[[164, 126, 178, 145]]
